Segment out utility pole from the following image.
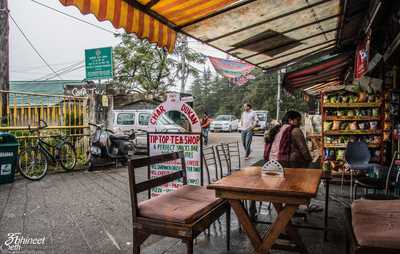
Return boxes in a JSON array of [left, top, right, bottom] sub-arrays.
[[276, 70, 281, 120], [0, 0, 9, 126]]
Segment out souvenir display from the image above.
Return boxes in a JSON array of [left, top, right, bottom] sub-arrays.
[[322, 88, 384, 175]]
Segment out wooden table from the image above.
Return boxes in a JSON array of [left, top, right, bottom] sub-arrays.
[[207, 167, 322, 254], [250, 160, 331, 240]]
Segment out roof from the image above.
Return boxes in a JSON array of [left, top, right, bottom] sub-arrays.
[[10, 80, 83, 95], [283, 54, 351, 95], [59, 0, 372, 71]]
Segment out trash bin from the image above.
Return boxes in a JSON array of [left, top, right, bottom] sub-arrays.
[[0, 133, 19, 184]]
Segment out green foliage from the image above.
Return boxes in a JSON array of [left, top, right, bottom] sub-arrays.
[[113, 33, 173, 95], [191, 68, 309, 120], [113, 33, 205, 95]]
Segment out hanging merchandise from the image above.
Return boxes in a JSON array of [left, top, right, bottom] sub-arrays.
[[354, 30, 371, 80], [208, 56, 255, 86]]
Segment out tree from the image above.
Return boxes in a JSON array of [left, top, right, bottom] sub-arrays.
[[190, 68, 310, 120], [113, 33, 173, 95], [171, 35, 206, 93]]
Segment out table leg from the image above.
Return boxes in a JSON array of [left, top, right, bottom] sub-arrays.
[[257, 203, 297, 253], [324, 179, 330, 241], [273, 203, 309, 254], [228, 200, 262, 249]]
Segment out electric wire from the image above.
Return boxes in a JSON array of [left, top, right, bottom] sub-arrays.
[[9, 13, 64, 80], [29, 0, 120, 36], [35, 60, 84, 80]]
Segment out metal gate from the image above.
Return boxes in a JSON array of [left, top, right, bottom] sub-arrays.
[[0, 90, 90, 170]]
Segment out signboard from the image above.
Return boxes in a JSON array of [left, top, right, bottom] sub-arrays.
[[148, 93, 203, 197], [354, 31, 371, 80], [148, 93, 201, 132], [148, 132, 202, 197], [85, 47, 113, 80]]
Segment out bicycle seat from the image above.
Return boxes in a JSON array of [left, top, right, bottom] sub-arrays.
[[109, 134, 131, 142]]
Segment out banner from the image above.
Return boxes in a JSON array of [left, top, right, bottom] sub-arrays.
[[209, 56, 255, 86], [354, 31, 371, 80], [148, 133, 202, 197]]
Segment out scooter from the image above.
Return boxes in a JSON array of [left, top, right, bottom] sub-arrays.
[[88, 123, 135, 170]]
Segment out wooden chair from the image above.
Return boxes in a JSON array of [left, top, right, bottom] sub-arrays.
[[345, 200, 400, 254], [128, 151, 231, 254]]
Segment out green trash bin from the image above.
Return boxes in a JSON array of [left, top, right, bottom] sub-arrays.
[[0, 133, 19, 184]]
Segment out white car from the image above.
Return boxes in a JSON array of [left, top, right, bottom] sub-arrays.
[[111, 110, 185, 154], [210, 115, 239, 132]]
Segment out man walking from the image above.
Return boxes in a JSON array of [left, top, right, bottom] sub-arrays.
[[240, 103, 258, 160], [201, 112, 211, 145]]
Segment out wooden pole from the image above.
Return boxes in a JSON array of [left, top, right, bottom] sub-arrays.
[[0, 0, 9, 126]]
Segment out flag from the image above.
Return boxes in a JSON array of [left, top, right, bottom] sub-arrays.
[[209, 56, 255, 86]]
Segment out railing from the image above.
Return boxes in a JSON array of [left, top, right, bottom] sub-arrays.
[[0, 90, 90, 169]]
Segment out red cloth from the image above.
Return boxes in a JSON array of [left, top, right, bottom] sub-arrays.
[[264, 124, 294, 161]]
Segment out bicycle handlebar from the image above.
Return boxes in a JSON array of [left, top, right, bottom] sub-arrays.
[[27, 120, 48, 133]]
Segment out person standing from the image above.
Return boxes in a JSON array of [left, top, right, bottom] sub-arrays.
[[240, 103, 258, 160], [201, 112, 211, 145]]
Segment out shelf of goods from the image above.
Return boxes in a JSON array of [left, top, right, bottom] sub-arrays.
[[321, 90, 384, 177]]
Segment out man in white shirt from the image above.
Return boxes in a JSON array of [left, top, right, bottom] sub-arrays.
[[240, 103, 258, 160]]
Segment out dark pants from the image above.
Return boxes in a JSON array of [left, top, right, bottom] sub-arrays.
[[202, 128, 209, 145], [241, 129, 253, 157]]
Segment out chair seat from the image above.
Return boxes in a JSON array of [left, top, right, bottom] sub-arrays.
[[349, 163, 384, 172], [139, 185, 223, 224], [355, 177, 385, 189], [352, 199, 400, 250], [362, 193, 400, 200]]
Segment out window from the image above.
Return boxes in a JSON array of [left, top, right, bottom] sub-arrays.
[[117, 113, 135, 125], [139, 113, 151, 125], [257, 113, 266, 121], [215, 115, 231, 121]]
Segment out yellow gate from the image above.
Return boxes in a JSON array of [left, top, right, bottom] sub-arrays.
[[0, 90, 90, 170]]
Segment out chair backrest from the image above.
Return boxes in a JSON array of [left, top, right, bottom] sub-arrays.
[[225, 141, 241, 171], [385, 151, 400, 194], [345, 141, 370, 165], [202, 146, 219, 183], [128, 151, 187, 219], [215, 143, 231, 177]]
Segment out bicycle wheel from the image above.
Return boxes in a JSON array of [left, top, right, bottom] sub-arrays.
[[18, 147, 48, 181], [58, 142, 77, 171]]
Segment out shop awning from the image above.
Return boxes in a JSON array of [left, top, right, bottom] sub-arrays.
[[60, 0, 370, 69], [284, 54, 351, 95]]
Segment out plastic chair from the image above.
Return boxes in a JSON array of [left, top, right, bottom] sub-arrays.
[[344, 141, 383, 200]]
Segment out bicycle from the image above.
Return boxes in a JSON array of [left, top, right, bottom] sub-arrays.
[[18, 120, 77, 180]]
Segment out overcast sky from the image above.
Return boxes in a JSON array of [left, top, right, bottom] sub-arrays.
[[9, 0, 226, 84]]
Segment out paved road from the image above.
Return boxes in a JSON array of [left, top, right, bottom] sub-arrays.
[[0, 133, 348, 254]]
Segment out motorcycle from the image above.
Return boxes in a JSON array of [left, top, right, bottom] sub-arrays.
[[88, 123, 135, 170]]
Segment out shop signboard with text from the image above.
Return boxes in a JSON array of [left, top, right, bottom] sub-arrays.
[[147, 93, 202, 197]]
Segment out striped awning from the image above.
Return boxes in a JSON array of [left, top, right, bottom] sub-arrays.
[[60, 0, 370, 70], [59, 0, 237, 52]]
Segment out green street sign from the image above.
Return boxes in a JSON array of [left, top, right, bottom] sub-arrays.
[[85, 47, 113, 80]]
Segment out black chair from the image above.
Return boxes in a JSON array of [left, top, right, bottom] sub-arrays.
[[215, 143, 231, 177], [357, 151, 400, 200], [344, 141, 384, 199], [224, 141, 241, 171], [202, 146, 219, 184]]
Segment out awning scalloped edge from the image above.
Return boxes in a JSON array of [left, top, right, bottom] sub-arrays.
[[59, 0, 177, 53]]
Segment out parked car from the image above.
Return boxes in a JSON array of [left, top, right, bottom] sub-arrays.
[[111, 110, 185, 153], [253, 111, 269, 135], [210, 115, 239, 132]]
